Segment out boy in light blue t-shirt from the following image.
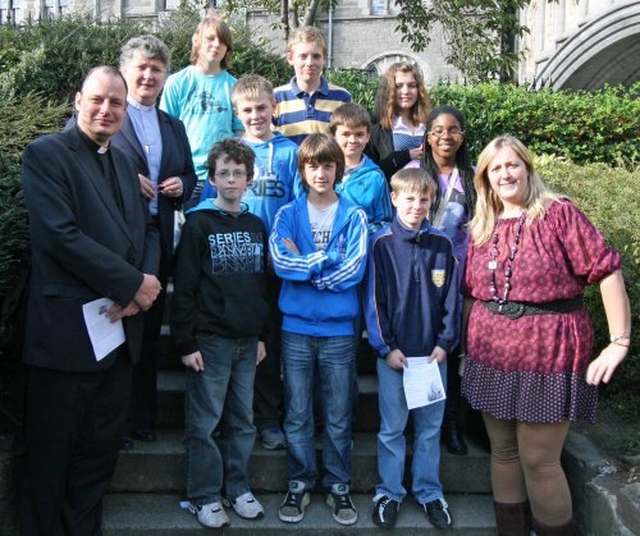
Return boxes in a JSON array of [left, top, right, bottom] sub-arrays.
[[160, 14, 243, 201]]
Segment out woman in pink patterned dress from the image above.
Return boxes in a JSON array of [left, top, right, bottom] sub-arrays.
[[461, 135, 631, 536]]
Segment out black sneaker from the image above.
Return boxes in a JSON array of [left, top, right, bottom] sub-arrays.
[[278, 481, 310, 523], [422, 498, 452, 528], [326, 483, 357, 525], [372, 494, 400, 528]]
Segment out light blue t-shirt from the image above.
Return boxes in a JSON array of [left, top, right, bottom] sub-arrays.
[[160, 66, 243, 182]]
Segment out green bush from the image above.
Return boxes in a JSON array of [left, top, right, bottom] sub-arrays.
[[0, 93, 68, 298], [430, 83, 640, 169], [0, 16, 145, 103], [326, 68, 378, 112], [537, 156, 640, 406], [323, 74, 639, 170], [0, 11, 290, 107]]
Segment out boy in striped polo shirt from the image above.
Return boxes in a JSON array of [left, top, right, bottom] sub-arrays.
[[273, 26, 351, 145]]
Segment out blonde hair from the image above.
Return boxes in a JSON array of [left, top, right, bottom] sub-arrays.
[[190, 14, 233, 69], [469, 135, 564, 244], [390, 168, 437, 199], [286, 26, 328, 58], [374, 61, 431, 130], [231, 74, 274, 105]]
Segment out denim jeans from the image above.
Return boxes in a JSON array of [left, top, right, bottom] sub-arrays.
[[281, 331, 356, 490], [376, 357, 447, 504], [184, 334, 258, 503]]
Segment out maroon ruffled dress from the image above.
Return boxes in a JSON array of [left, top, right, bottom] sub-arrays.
[[461, 201, 621, 423]]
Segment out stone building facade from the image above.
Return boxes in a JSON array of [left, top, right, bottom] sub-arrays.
[[4, 0, 638, 89], [519, 0, 639, 89]]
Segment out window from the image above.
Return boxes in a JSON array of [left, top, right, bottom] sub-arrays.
[[370, 0, 399, 16]]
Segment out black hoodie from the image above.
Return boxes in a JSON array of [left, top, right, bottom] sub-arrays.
[[171, 199, 269, 356]]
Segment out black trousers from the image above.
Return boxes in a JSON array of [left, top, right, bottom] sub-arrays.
[[127, 255, 170, 432], [20, 350, 132, 536], [253, 275, 284, 430]]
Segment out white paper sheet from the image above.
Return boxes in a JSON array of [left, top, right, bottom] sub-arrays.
[[82, 298, 125, 362], [403, 356, 446, 410]]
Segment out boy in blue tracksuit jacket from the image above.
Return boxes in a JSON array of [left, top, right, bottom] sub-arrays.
[[330, 103, 392, 235], [365, 168, 459, 530], [270, 134, 368, 527]]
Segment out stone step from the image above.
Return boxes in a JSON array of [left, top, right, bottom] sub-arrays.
[[103, 492, 496, 535], [157, 370, 381, 432], [110, 431, 491, 494]]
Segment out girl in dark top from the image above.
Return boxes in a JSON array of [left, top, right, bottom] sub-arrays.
[[367, 61, 431, 180]]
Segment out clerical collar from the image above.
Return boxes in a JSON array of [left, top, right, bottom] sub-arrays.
[[127, 96, 155, 113], [76, 125, 109, 154]]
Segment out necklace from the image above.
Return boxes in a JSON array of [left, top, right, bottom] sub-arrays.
[[488, 213, 526, 308]]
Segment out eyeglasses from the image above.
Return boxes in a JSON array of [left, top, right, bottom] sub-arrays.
[[215, 170, 247, 179], [428, 128, 464, 139]]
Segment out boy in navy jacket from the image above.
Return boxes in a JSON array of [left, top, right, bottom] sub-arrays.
[[364, 168, 459, 529], [270, 134, 368, 526]]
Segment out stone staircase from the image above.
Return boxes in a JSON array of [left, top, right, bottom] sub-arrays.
[[102, 318, 497, 534]]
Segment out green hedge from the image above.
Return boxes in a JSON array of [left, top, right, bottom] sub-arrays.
[[0, 14, 290, 105], [537, 157, 640, 411], [326, 70, 640, 169]]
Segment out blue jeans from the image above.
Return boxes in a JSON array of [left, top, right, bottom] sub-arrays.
[[281, 331, 356, 490], [184, 334, 257, 503], [376, 357, 447, 504]]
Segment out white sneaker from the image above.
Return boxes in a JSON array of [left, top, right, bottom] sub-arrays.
[[188, 501, 230, 528], [227, 491, 265, 519]]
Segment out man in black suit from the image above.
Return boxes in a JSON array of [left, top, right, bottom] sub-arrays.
[[20, 65, 162, 535], [115, 35, 196, 444]]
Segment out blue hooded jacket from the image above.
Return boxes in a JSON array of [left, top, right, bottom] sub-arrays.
[[336, 155, 392, 235], [270, 195, 368, 337]]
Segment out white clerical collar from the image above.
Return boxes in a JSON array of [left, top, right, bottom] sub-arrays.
[[127, 97, 155, 113]]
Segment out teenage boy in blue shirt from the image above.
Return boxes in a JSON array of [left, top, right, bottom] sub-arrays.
[[273, 26, 351, 145], [269, 134, 368, 526], [364, 168, 459, 530], [330, 102, 392, 235], [200, 74, 301, 450]]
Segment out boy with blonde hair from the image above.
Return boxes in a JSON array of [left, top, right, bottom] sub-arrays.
[[364, 168, 458, 529], [330, 102, 392, 234], [273, 26, 351, 145], [161, 13, 243, 200], [201, 74, 301, 449]]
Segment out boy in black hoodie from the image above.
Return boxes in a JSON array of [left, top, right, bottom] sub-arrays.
[[171, 138, 269, 529]]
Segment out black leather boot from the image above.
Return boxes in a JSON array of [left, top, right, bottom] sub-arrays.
[[441, 353, 467, 455], [441, 414, 468, 454], [494, 501, 531, 536]]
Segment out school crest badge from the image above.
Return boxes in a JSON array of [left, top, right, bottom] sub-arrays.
[[431, 269, 445, 288]]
